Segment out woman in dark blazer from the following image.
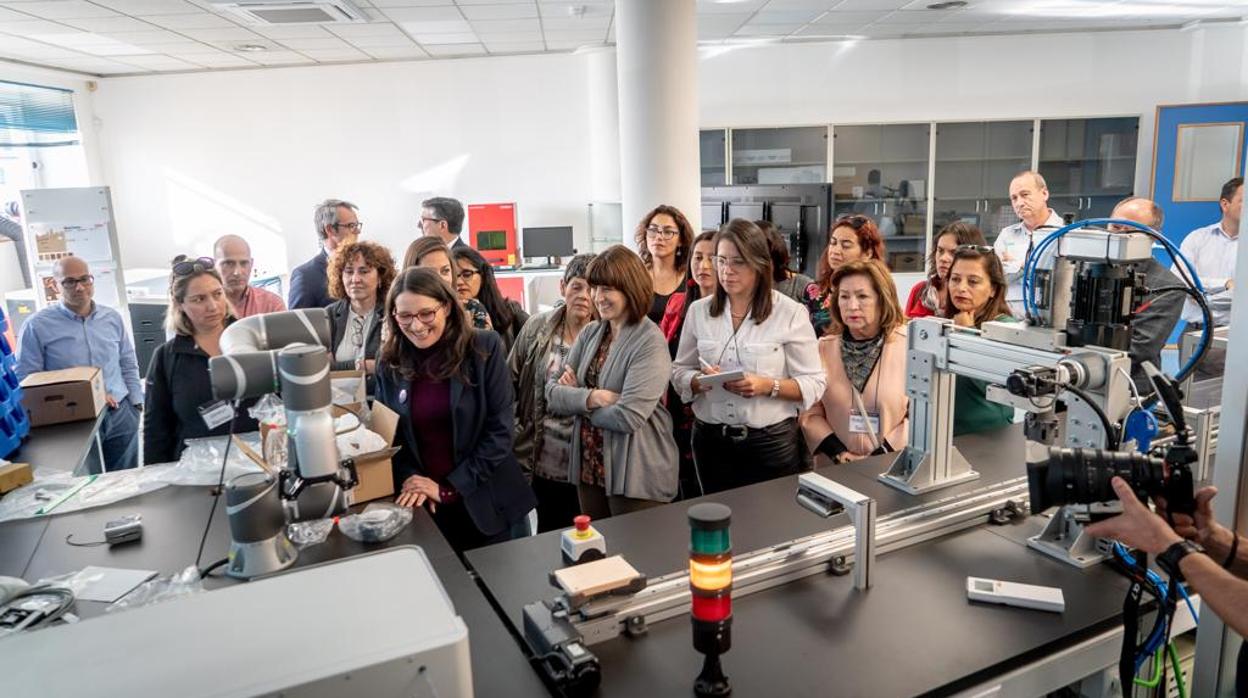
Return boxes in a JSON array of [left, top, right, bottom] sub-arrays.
[[326, 240, 396, 397], [144, 256, 257, 464], [375, 266, 536, 551]]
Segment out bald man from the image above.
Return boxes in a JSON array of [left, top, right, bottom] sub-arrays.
[[213, 235, 285, 318], [1108, 197, 1185, 391], [16, 256, 142, 470], [995, 171, 1065, 317]]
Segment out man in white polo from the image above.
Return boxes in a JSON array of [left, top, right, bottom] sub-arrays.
[[994, 171, 1065, 318]]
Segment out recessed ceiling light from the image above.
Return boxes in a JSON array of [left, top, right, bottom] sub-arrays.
[[927, 1, 968, 9], [234, 44, 269, 53]]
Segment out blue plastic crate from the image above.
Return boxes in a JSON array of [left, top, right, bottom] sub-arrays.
[[0, 408, 26, 460], [0, 331, 11, 357]]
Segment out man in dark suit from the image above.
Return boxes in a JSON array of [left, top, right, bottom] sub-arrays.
[[289, 198, 361, 309], [420, 196, 468, 250]]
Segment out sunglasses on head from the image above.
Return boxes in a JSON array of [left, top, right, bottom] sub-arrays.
[[172, 256, 215, 276], [955, 244, 995, 256]]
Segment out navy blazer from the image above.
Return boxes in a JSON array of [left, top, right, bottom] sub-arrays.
[[375, 330, 536, 537], [288, 249, 333, 309]]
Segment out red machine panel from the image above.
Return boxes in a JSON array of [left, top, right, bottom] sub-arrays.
[[468, 202, 518, 267]]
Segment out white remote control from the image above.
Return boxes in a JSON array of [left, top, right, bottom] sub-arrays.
[[966, 577, 1065, 613]]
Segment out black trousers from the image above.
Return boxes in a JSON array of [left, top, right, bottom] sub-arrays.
[[432, 499, 513, 552], [691, 417, 810, 495]]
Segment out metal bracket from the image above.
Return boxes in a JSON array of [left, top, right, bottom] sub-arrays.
[[1027, 506, 1107, 568], [879, 444, 980, 495], [796, 473, 876, 589]]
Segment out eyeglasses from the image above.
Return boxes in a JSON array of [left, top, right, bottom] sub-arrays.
[[351, 314, 365, 352], [456, 269, 481, 281], [956, 244, 995, 256], [172, 257, 215, 277], [333, 221, 363, 232], [645, 225, 680, 239], [712, 255, 748, 270], [60, 274, 94, 289], [394, 305, 444, 327], [421, 216, 444, 226]]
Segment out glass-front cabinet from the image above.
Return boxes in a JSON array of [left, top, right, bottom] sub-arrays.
[[933, 120, 1034, 243], [1038, 117, 1139, 220], [831, 123, 931, 272], [731, 126, 827, 185], [700, 129, 727, 187]]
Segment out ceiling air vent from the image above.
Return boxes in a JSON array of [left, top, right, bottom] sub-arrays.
[[210, 1, 366, 25]]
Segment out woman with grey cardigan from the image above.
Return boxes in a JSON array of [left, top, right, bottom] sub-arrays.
[[546, 245, 679, 518]]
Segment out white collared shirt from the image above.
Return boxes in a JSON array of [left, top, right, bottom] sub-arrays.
[[994, 209, 1066, 315], [1176, 221, 1237, 325], [672, 291, 826, 429]]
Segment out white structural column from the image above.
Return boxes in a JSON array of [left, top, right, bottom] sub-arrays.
[[585, 48, 621, 206], [615, 0, 702, 237]]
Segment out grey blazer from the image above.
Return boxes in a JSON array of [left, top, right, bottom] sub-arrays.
[[546, 318, 679, 502]]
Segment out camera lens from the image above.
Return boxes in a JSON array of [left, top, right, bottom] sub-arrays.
[[1027, 447, 1166, 514]]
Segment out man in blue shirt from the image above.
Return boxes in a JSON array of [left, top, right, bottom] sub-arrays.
[[16, 256, 143, 470]]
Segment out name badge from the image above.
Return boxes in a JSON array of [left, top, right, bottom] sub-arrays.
[[848, 413, 880, 435], [199, 400, 235, 430]]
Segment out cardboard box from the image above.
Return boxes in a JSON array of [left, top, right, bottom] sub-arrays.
[[20, 366, 107, 427], [0, 461, 33, 494], [232, 401, 400, 506], [331, 369, 367, 413]]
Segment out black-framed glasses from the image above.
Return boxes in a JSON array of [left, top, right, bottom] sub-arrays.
[[956, 244, 995, 256], [456, 269, 482, 281], [172, 257, 214, 276], [351, 314, 365, 352], [60, 274, 94, 289], [421, 216, 444, 226], [333, 221, 363, 232], [394, 305, 444, 327], [645, 225, 680, 239]]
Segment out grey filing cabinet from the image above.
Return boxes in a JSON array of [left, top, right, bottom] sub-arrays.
[[128, 300, 167, 379]]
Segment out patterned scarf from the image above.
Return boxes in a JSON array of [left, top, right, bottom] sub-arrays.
[[841, 329, 884, 393]]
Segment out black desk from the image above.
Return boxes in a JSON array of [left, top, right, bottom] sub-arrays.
[[13, 411, 105, 476], [0, 485, 547, 698], [467, 425, 1135, 697]]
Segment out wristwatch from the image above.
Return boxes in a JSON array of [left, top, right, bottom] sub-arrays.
[[1156, 540, 1204, 581], [769, 379, 780, 399]]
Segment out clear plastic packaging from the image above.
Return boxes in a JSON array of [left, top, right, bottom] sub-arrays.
[[247, 394, 286, 425], [0, 467, 170, 524], [105, 565, 204, 613], [337, 503, 412, 543], [155, 434, 265, 487], [287, 518, 334, 548]]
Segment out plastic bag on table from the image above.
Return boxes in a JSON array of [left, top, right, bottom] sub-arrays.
[[337, 503, 412, 543], [154, 434, 265, 487], [247, 393, 286, 425], [105, 565, 204, 614], [288, 519, 334, 548], [336, 425, 386, 459], [0, 467, 170, 524], [38, 567, 107, 597]]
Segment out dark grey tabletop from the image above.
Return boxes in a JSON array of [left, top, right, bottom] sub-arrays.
[[11, 411, 105, 476], [466, 424, 1137, 697], [0, 484, 548, 698]]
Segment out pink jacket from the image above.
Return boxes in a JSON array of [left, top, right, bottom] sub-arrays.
[[800, 326, 909, 458]]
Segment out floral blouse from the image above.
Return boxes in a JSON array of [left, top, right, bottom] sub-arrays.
[[578, 331, 612, 488]]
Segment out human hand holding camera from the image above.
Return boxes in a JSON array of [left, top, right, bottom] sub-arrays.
[[1083, 477, 1183, 555]]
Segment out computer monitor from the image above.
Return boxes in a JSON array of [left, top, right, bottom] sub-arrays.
[[522, 226, 575, 260]]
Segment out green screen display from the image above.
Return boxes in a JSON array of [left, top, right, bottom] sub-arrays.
[[477, 230, 507, 250]]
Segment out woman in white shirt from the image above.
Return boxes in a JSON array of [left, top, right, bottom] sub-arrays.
[[672, 219, 826, 494]]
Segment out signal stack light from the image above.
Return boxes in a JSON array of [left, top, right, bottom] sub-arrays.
[[688, 502, 733, 697]]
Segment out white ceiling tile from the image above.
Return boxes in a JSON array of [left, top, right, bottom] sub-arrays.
[[112, 54, 199, 69], [792, 24, 868, 36], [456, 0, 534, 4], [102, 28, 192, 45], [0, 7, 31, 21], [753, 9, 824, 23], [338, 32, 412, 46], [540, 16, 609, 30], [44, 56, 147, 73], [482, 39, 545, 53], [543, 37, 599, 49], [275, 35, 350, 49], [0, 1, 118, 20], [182, 53, 256, 67], [734, 23, 803, 35], [326, 21, 406, 37], [380, 5, 463, 21], [810, 10, 888, 23], [400, 18, 470, 32], [414, 30, 478, 43], [539, 2, 612, 19], [758, 0, 836, 9], [369, 0, 451, 5], [361, 44, 429, 58], [142, 12, 239, 30], [247, 24, 332, 38], [157, 44, 234, 57], [699, 12, 754, 27], [60, 15, 156, 32], [469, 18, 540, 32], [459, 3, 538, 20], [423, 42, 486, 56], [0, 18, 73, 33], [179, 26, 263, 41], [831, 0, 909, 9], [542, 28, 605, 40], [248, 50, 314, 64], [872, 10, 949, 24], [90, 0, 201, 14], [474, 29, 542, 40], [696, 0, 768, 14], [302, 47, 370, 61], [0, 36, 84, 58]]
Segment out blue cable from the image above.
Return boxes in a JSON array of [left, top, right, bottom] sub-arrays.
[[1019, 218, 1209, 380], [1176, 581, 1199, 625], [1113, 543, 1171, 669]]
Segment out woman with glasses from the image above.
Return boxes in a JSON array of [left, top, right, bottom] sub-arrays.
[[812, 215, 887, 336], [546, 245, 679, 518], [800, 260, 908, 464], [905, 222, 988, 319], [375, 267, 536, 551], [143, 256, 258, 464], [326, 240, 396, 397], [943, 245, 1016, 436], [635, 205, 694, 327], [508, 253, 597, 532], [403, 236, 493, 331], [452, 246, 529, 355], [672, 219, 826, 494]]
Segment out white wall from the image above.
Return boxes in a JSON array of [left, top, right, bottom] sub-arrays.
[[24, 23, 1245, 278], [86, 53, 591, 276]]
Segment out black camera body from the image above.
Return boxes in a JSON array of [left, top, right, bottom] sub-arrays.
[[1027, 445, 1195, 519]]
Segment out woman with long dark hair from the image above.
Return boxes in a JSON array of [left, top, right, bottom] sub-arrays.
[[403, 236, 492, 330], [635, 205, 694, 326], [942, 245, 1016, 436], [905, 222, 987, 319], [452, 246, 529, 354], [812, 214, 887, 336], [375, 267, 536, 551]]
